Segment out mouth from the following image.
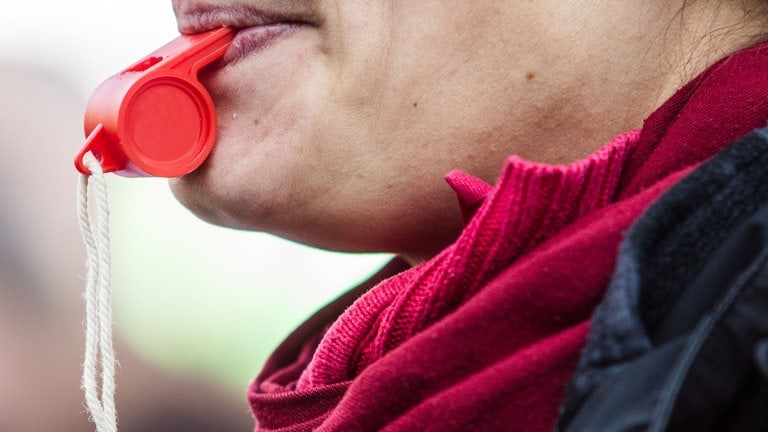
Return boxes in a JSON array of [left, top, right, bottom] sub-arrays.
[[176, 3, 315, 65], [221, 23, 302, 65]]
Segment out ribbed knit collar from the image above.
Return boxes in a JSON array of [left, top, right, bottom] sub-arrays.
[[297, 130, 640, 389]]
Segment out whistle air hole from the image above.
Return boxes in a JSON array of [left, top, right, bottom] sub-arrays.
[[125, 56, 163, 73]]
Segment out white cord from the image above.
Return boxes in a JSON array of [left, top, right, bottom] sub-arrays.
[[77, 153, 118, 432]]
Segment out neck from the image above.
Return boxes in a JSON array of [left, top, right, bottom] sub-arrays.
[[492, 2, 767, 167], [651, 2, 768, 109]]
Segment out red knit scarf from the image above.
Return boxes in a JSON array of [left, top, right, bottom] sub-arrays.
[[297, 131, 639, 390], [249, 42, 768, 431]]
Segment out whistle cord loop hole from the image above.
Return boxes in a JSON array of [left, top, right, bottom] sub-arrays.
[[77, 153, 118, 432]]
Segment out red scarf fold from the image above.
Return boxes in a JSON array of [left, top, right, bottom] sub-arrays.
[[249, 42, 768, 432], [297, 130, 639, 390]]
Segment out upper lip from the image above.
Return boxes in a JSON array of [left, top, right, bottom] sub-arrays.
[[175, 2, 317, 34]]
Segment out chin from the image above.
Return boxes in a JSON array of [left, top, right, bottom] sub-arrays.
[[169, 175, 219, 224], [169, 168, 288, 237], [167, 173, 243, 228]]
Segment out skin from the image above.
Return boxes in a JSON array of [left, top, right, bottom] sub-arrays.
[[170, 0, 765, 263]]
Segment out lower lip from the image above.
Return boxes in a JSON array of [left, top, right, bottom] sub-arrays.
[[221, 23, 301, 65]]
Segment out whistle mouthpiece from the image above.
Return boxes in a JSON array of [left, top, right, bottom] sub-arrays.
[[74, 27, 236, 177]]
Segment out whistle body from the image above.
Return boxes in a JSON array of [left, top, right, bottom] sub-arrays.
[[75, 27, 235, 177]]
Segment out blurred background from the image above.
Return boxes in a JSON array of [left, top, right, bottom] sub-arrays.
[[0, 1, 390, 430]]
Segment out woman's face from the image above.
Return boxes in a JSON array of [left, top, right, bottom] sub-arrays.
[[169, 0, 670, 260]]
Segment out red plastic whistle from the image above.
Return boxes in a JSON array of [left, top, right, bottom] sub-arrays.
[[75, 27, 236, 177]]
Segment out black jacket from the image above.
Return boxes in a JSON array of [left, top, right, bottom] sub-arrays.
[[557, 125, 768, 432]]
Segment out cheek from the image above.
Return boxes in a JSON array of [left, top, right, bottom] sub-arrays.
[[172, 72, 341, 230], [203, 42, 318, 164]]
